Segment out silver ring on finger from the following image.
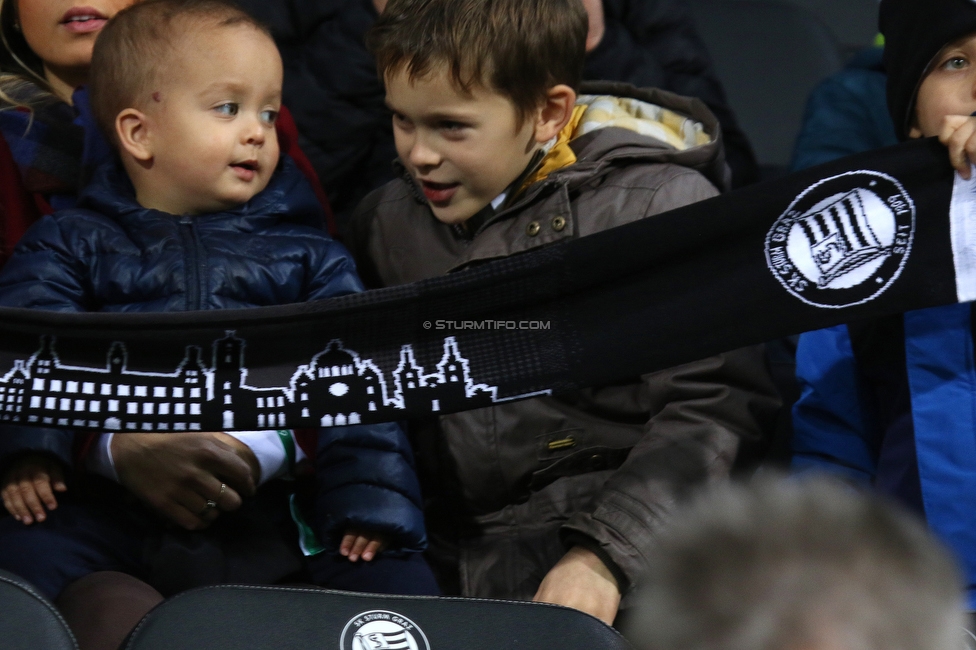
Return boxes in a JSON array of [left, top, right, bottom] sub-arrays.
[[200, 499, 218, 516], [219, 483, 226, 497]]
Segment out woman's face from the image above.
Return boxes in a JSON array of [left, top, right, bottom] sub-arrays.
[[16, 0, 136, 73]]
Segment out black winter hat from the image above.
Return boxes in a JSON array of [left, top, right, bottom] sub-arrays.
[[880, 0, 976, 140]]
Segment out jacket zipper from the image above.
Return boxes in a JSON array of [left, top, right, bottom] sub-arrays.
[[178, 216, 203, 311]]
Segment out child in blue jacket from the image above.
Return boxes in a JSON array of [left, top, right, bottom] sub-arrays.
[[0, 0, 434, 614], [793, 0, 976, 611]]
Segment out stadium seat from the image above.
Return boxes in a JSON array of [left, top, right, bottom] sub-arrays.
[[689, 0, 845, 175], [122, 585, 632, 650], [0, 569, 78, 650]]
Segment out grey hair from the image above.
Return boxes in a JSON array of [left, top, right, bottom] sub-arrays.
[[628, 475, 965, 650]]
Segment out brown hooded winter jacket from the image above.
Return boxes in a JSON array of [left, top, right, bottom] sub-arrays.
[[347, 81, 780, 602]]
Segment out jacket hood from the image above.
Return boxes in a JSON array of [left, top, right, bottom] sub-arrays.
[[561, 81, 730, 191], [574, 92, 711, 151], [76, 155, 325, 230]]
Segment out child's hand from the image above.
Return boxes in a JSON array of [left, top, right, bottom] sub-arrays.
[[939, 115, 976, 179], [1, 453, 67, 525], [340, 530, 387, 562]]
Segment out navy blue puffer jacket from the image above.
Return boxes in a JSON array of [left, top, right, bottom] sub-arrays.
[[0, 158, 426, 552]]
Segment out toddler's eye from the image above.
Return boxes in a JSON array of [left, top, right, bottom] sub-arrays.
[[215, 103, 239, 116], [439, 120, 465, 131], [260, 109, 279, 124]]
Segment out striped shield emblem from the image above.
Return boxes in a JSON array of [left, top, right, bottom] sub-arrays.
[[797, 188, 887, 286]]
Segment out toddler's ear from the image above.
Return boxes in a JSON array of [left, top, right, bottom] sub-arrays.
[[116, 109, 153, 162], [534, 84, 577, 144]]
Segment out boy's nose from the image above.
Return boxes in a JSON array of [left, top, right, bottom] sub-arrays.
[[407, 136, 441, 170]]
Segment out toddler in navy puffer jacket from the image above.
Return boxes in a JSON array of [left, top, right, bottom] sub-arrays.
[[0, 0, 434, 604]]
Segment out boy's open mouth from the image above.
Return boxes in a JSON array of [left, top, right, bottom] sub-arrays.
[[420, 180, 460, 204], [60, 7, 108, 34], [230, 160, 259, 181]]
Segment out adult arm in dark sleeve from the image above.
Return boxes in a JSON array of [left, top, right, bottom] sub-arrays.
[[583, 0, 759, 187]]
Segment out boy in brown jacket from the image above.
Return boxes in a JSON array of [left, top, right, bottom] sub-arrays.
[[347, 0, 779, 623]]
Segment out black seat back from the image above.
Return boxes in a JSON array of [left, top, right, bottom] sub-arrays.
[[0, 569, 78, 650], [123, 585, 632, 650]]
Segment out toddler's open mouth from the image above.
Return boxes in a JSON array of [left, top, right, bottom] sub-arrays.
[[230, 160, 259, 181], [60, 7, 108, 34], [420, 180, 460, 204]]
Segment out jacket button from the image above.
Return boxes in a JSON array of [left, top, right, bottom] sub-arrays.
[[526, 221, 541, 237], [551, 216, 566, 232]]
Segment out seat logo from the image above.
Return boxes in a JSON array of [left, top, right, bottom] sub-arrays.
[[340, 610, 430, 650], [766, 170, 915, 308]]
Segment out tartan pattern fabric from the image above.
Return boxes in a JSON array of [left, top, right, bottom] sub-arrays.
[[0, 86, 108, 210]]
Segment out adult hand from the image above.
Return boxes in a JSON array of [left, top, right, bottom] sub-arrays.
[[533, 546, 621, 625], [112, 433, 258, 530], [581, 0, 606, 52]]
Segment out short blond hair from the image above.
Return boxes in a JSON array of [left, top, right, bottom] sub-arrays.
[[88, 0, 271, 143]]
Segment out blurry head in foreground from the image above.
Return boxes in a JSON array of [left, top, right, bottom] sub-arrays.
[[628, 476, 965, 650]]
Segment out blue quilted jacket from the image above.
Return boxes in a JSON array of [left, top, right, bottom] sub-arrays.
[[0, 158, 426, 552]]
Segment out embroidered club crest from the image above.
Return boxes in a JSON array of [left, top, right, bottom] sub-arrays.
[[340, 611, 430, 650], [766, 171, 915, 308]]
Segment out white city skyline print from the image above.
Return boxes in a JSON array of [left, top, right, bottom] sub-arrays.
[[0, 333, 499, 431]]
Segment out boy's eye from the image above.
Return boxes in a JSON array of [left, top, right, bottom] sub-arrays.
[[260, 109, 279, 124], [439, 121, 466, 131], [943, 56, 969, 71], [215, 103, 239, 116], [392, 112, 414, 130]]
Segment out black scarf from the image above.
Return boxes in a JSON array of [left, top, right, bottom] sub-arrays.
[[0, 138, 966, 432]]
